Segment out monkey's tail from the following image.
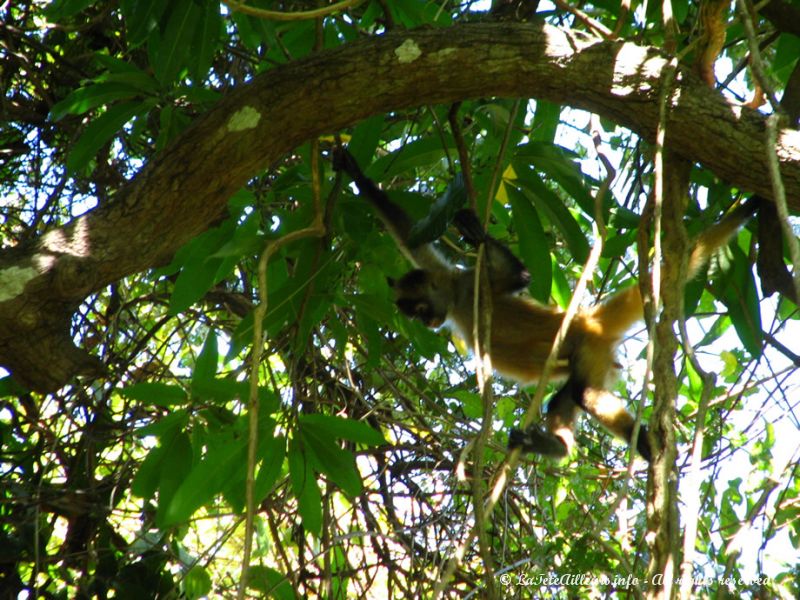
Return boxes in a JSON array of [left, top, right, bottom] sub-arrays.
[[585, 286, 644, 341], [586, 197, 759, 341], [687, 196, 760, 278]]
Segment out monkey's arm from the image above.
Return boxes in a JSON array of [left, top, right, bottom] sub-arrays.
[[333, 148, 413, 237], [454, 209, 531, 294], [333, 148, 449, 272]]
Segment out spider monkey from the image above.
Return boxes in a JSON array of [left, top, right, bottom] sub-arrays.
[[333, 147, 759, 463]]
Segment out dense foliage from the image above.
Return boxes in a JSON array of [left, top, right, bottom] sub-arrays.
[[1, 1, 799, 598]]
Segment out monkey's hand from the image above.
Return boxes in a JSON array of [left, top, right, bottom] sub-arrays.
[[508, 425, 568, 458], [332, 147, 363, 180], [453, 209, 486, 246]]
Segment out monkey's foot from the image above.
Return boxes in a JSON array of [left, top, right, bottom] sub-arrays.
[[508, 425, 568, 458]]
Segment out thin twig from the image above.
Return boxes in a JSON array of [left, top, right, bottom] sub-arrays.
[[677, 317, 715, 600], [764, 114, 800, 301], [238, 144, 325, 599], [223, 0, 365, 21], [452, 99, 497, 594], [553, 0, 614, 38], [735, 0, 781, 110]]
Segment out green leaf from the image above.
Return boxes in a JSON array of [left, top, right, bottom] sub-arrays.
[[395, 314, 449, 359], [346, 115, 385, 168], [407, 173, 467, 247], [330, 546, 352, 598], [131, 416, 188, 497], [191, 378, 241, 404], [301, 425, 362, 497], [134, 409, 189, 439], [550, 254, 572, 308], [93, 53, 146, 75], [348, 293, 395, 331], [530, 100, 561, 143], [184, 566, 212, 600], [774, 33, 800, 83], [514, 142, 597, 216], [121, 382, 188, 406], [219, 415, 280, 512], [367, 138, 452, 179], [45, 0, 95, 19], [121, 0, 168, 46], [601, 231, 636, 260], [254, 434, 286, 502], [162, 431, 245, 526], [189, 0, 222, 82], [132, 446, 167, 499], [210, 212, 262, 259], [448, 390, 482, 419], [511, 168, 589, 263], [66, 100, 153, 173], [248, 566, 296, 600], [50, 82, 146, 121], [155, 431, 194, 527], [231, 12, 266, 51], [192, 330, 218, 390], [97, 69, 160, 93], [506, 182, 552, 302], [156, 104, 191, 152], [0, 376, 27, 397], [299, 414, 385, 446], [713, 245, 763, 357], [288, 439, 322, 536], [150, 0, 202, 84], [169, 257, 224, 315], [355, 303, 383, 369], [167, 220, 236, 315]]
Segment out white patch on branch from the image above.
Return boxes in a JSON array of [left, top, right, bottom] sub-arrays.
[[395, 39, 422, 64], [228, 106, 262, 132], [42, 219, 91, 258], [432, 47, 456, 61], [611, 43, 663, 96], [0, 266, 38, 302]]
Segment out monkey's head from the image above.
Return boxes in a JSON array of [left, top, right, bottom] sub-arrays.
[[389, 269, 450, 328]]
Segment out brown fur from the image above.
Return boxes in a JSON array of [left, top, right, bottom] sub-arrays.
[[408, 201, 757, 461], [334, 147, 759, 462]]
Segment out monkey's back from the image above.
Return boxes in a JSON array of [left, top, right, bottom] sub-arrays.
[[450, 293, 634, 386]]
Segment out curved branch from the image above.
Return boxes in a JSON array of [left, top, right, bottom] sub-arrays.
[[1, 21, 798, 391]]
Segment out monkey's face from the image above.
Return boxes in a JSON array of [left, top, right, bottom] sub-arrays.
[[390, 269, 448, 328]]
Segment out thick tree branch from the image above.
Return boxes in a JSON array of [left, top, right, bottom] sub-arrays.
[[1, 20, 799, 391]]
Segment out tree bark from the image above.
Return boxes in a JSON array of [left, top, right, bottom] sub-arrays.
[[646, 155, 690, 599], [1, 20, 798, 391]]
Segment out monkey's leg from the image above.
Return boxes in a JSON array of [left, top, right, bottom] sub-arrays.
[[508, 379, 580, 458], [580, 388, 652, 461]]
